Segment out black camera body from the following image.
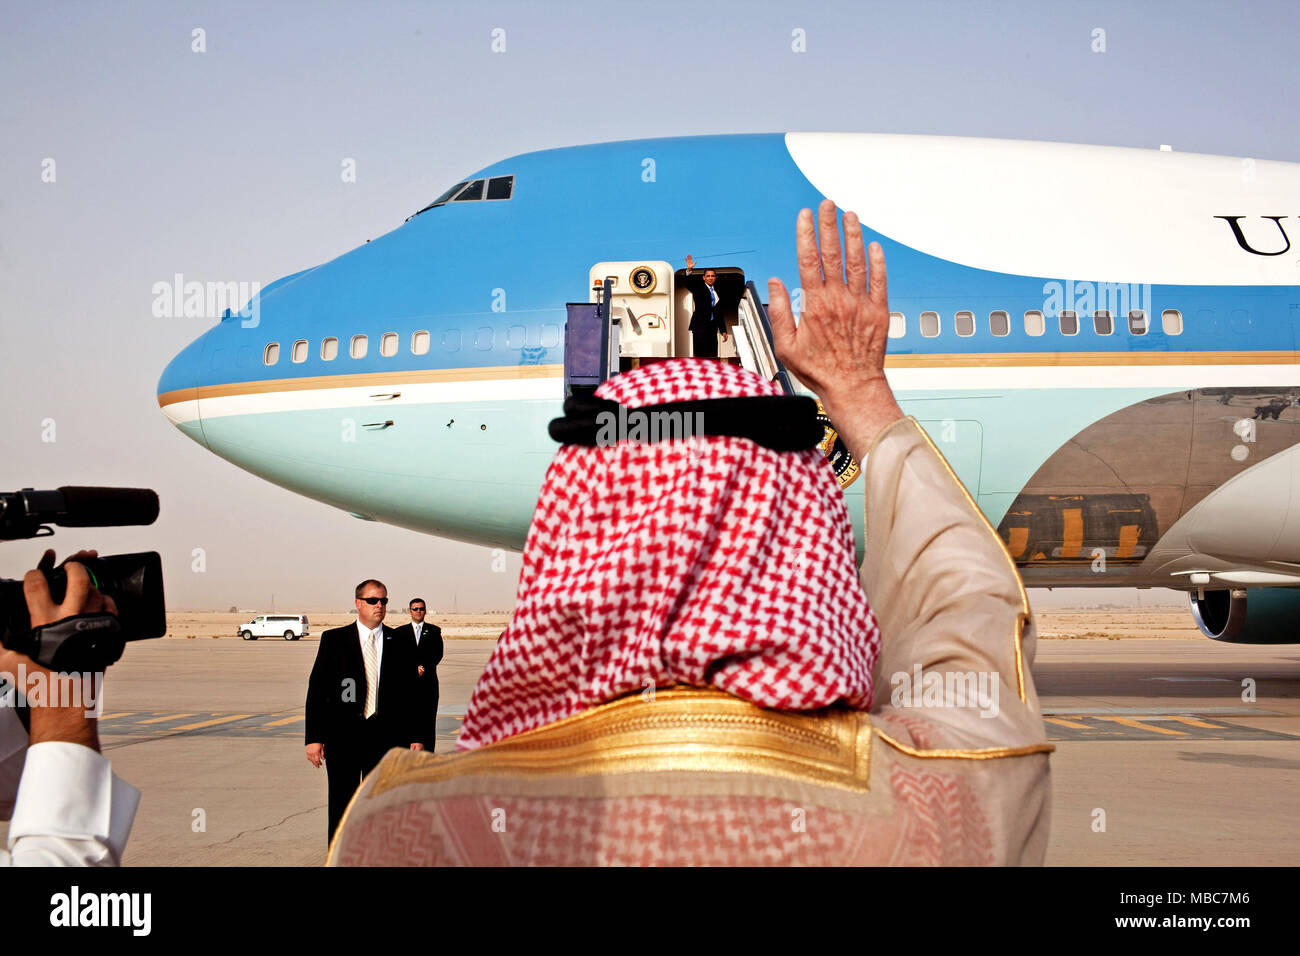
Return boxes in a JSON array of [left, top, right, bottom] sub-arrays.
[[0, 488, 166, 671]]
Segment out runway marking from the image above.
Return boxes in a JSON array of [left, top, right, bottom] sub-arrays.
[[263, 716, 305, 727], [98, 713, 134, 720], [1095, 716, 1188, 735], [1044, 717, 1092, 730], [1165, 716, 1227, 729], [173, 714, 255, 731], [137, 713, 197, 724]]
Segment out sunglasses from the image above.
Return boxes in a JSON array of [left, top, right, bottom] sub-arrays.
[[359, 596, 389, 605], [410, 607, 426, 612]]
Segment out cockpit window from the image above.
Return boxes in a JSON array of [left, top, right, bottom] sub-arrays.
[[409, 181, 469, 219], [454, 179, 485, 201], [429, 181, 468, 206], [409, 174, 513, 220]]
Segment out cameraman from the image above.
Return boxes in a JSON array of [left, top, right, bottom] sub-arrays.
[[0, 550, 138, 865]]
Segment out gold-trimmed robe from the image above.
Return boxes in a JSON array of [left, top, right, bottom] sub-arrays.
[[328, 416, 1052, 865]]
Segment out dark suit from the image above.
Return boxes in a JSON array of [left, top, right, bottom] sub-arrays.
[[390, 622, 442, 750], [305, 622, 419, 841], [682, 272, 728, 357]]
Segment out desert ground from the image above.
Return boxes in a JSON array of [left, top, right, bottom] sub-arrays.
[[161, 607, 1200, 642]]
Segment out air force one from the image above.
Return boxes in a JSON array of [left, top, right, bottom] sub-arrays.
[[158, 132, 1300, 643]]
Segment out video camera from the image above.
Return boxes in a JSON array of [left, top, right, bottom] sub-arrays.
[[0, 487, 166, 671]]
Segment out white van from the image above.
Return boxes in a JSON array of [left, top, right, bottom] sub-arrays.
[[238, 614, 309, 641]]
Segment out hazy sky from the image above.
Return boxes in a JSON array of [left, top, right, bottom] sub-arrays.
[[2, 1, 1296, 611]]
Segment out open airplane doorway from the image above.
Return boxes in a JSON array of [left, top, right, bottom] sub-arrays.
[[566, 261, 793, 395], [672, 266, 746, 362]]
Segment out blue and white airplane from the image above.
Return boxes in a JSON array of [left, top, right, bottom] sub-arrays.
[[158, 133, 1300, 643]]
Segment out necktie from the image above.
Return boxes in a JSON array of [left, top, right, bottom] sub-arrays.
[[709, 286, 717, 308], [414, 624, 421, 645], [363, 629, 379, 718]]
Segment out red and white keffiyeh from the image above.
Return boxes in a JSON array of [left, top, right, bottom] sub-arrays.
[[457, 359, 880, 750]]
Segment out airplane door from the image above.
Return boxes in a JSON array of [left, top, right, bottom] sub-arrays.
[[736, 282, 794, 394]]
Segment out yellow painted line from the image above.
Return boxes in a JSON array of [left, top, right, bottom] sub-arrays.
[[158, 363, 566, 407], [98, 712, 134, 720], [1096, 716, 1188, 735], [157, 350, 1300, 409], [1165, 715, 1227, 729], [138, 712, 197, 724], [1044, 716, 1092, 730], [173, 714, 255, 731], [264, 715, 304, 727], [1005, 526, 1028, 558]]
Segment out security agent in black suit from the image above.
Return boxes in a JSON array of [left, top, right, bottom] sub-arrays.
[[390, 597, 442, 751], [304, 579, 424, 843], [682, 254, 730, 358]]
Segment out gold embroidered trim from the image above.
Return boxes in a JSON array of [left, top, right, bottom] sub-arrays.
[[366, 687, 873, 797], [873, 727, 1054, 760]]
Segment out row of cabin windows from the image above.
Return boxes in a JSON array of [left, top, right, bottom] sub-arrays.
[[261, 325, 561, 365], [886, 309, 1185, 339], [264, 331, 432, 366]]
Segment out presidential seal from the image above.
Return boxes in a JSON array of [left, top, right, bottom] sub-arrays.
[[815, 400, 861, 488], [629, 266, 657, 295]]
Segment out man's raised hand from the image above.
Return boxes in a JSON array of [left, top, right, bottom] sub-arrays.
[[767, 200, 903, 458]]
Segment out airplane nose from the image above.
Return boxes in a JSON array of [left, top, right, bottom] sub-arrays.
[[157, 331, 208, 447]]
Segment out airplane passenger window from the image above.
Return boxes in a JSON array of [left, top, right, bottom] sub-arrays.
[[1059, 310, 1079, 335], [381, 332, 398, 357], [1093, 310, 1113, 335], [351, 334, 368, 359], [442, 329, 461, 352], [321, 337, 338, 361], [955, 310, 975, 336], [888, 312, 906, 338], [487, 176, 514, 200], [1128, 310, 1147, 335], [989, 310, 1010, 336], [1024, 310, 1045, 336], [1162, 309, 1183, 335], [263, 343, 280, 366], [412, 330, 430, 355], [291, 339, 308, 363], [454, 179, 485, 201], [919, 311, 940, 337]]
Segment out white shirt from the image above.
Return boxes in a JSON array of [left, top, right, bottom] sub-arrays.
[[356, 619, 384, 695], [411, 621, 423, 645], [0, 708, 138, 866]]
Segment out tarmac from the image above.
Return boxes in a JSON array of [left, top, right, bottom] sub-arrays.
[[76, 635, 1300, 866]]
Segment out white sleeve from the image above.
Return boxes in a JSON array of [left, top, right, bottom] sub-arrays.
[[1, 741, 140, 867]]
